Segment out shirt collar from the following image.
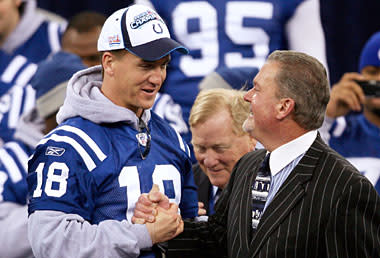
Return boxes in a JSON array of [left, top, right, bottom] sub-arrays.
[[269, 130, 317, 176]]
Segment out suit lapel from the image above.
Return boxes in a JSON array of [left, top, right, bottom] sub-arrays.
[[228, 150, 265, 256], [249, 136, 325, 257]]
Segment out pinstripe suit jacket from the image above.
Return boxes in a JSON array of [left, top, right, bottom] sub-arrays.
[[186, 135, 380, 258]]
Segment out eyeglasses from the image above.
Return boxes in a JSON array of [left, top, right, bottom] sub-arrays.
[[136, 119, 151, 160]]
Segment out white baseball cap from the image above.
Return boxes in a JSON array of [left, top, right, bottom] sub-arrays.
[[97, 4, 188, 61]]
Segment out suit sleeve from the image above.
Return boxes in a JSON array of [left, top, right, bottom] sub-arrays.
[[165, 162, 240, 257], [327, 177, 380, 257]]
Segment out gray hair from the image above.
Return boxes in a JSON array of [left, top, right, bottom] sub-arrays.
[[267, 50, 330, 130]]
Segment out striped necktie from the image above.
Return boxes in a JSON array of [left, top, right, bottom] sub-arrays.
[[251, 153, 271, 233], [209, 187, 222, 215]]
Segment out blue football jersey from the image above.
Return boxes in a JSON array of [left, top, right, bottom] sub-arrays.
[[9, 20, 64, 64], [27, 113, 198, 223], [0, 140, 34, 204], [139, 0, 304, 147], [327, 114, 380, 194], [152, 92, 189, 136], [0, 84, 36, 146], [0, 51, 37, 97]]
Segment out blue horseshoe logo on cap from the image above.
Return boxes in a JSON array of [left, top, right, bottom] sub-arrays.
[[153, 23, 163, 34]]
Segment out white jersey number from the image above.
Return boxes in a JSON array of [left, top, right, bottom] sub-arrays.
[[31, 162, 182, 222], [173, 1, 272, 76], [119, 164, 181, 221], [32, 162, 69, 198]]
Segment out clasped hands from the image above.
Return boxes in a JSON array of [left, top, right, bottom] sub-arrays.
[[132, 184, 183, 244]]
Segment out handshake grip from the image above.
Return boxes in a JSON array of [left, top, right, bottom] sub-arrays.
[[133, 184, 183, 245], [133, 185, 226, 257]]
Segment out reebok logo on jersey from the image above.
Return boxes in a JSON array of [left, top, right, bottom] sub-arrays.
[[45, 146, 65, 156]]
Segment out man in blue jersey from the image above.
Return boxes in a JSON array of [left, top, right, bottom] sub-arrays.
[[0, 11, 106, 147], [0, 0, 66, 146], [0, 0, 65, 63], [135, 0, 327, 162], [0, 0, 65, 98], [0, 52, 87, 258], [27, 4, 198, 258], [320, 31, 380, 194]]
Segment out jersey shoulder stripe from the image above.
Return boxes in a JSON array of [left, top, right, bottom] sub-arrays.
[[38, 134, 96, 171], [4, 142, 29, 171], [38, 125, 107, 172], [0, 147, 23, 183], [1, 55, 28, 83], [47, 21, 63, 53], [0, 84, 36, 144], [173, 128, 190, 157], [56, 125, 107, 161], [16, 62, 38, 87]]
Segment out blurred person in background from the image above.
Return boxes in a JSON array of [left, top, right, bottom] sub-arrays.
[[0, 11, 106, 258], [320, 31, 380, 194], [135, 0, 328, 162], [190, 67, 258, 216], [0, 0, 65, 95], [0, 51, 86, 258], [0, 11, 106, 146]]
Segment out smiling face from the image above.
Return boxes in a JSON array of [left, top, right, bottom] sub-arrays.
[[101, 50, 169, 116], [243, 61, 280, 142], [192, 109, 254, 189]]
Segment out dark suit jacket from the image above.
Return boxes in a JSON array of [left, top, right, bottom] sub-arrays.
[[185, 135, 380, 257], [192, 164, 213, 215]]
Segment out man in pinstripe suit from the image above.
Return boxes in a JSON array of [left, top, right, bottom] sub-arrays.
[[134, 50, 380, 257]]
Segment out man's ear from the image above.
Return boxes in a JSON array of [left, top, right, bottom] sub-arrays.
[[276, 98, 295, 120], [102, 52, 115, 76]]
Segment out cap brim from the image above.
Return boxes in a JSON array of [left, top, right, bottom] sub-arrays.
[[126, 38, 188, 61]]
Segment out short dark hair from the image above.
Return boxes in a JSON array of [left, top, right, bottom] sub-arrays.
[[64, 11, 106, 34]]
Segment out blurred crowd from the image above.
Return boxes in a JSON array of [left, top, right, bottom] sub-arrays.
[[0, 0, 379, 257]]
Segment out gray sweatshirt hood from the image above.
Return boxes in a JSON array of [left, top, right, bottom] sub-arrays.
[[56, 65, 151, 131]]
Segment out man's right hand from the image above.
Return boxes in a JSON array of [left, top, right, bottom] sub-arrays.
[[132, 184, 170, 224], [132, 184, 183, 244], [146, 203, 184, 244], [326, 72, 366, 118]]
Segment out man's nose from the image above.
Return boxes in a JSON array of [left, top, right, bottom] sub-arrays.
[[148, 67, 165, 85], [203, 150, 219, 168]]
